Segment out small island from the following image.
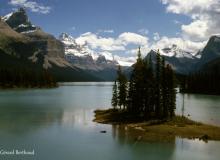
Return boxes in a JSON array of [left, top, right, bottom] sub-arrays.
[[94, 48, 220, 143], [94, 109, 220, 142]]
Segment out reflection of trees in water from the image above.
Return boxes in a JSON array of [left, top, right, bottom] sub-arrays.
[[112, 125, 128, 145], [0, 106, 63, 134], [182, 93, 185, 117], [111, 124, 176, 160]]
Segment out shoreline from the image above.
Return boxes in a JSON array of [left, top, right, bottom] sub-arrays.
[[94, 109, 220, 142], [0, 84, 58, 90]]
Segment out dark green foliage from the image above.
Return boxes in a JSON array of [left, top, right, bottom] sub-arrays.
[[111, 81, 118, 109], [180, 57, 220, 95], [112, 48, 176, 120], [155, 50, 162, 117], [0, 48, 56, 88], [180, 71, 220, 95], [117, 66, 128, 109], [0, 68, 57, 88], [161, 57, 168, 118], [127, 47, 145, 113], [165, 64, 176, 118]]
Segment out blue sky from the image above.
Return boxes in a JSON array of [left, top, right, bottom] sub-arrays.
[[1, 0, 220, 65], [1, 0, 190, 38]]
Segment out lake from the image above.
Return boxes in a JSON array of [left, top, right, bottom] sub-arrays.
[[0, 82, 220, 160]]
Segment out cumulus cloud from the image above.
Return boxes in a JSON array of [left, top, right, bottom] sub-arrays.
[[75, 32, 149, 52], [73, 32, 149, 66], [151, 36, 207, 53], [93, 50, 137, 66], [114, 55, 136, 66], [9, 0, 51, 14], [118, 32, 148, 46], [76, 32, 125, 51], [161, 0, 220, 41]]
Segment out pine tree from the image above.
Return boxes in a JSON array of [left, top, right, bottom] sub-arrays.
[[128, 47, 145, 114], [166, 64, 176, 118], [117, 66, 128, 110], [111, 81, 118, 109], [125, 47, 176, 120], [161, 56, 168, 118], [146, 53, 155, 115], [155, 50, 162, 118]]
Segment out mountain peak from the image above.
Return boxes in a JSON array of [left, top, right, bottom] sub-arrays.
[[199, 35, 220, 64], [96, 55, 107, 64], [3, 8, 37, 33], [159, 44, 196, 59]]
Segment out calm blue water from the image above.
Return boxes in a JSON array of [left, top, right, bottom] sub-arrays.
[[0, 82, 219, 160]]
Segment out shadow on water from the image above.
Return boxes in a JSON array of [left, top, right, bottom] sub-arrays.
[[111, 125, 176, 160]]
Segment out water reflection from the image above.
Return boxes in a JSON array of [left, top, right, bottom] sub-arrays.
[[177, 93, 220, 125], [0, 105, 63, 134], [0, 83, 220, 160], [111, 125, 176, 160]]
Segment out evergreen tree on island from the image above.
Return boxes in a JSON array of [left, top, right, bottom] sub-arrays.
[[111, 81, 118, 109], [117, 65, 128, 110], [112, 47, 176, 120]]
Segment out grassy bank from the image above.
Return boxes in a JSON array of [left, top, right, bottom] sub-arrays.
[[94, 109, 220, 142]]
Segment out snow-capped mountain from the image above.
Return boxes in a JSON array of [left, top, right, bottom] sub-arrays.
[[160, 44, 200, 59], [0, 8, 103, 81], [2, 8, 76, 71], [145, 44, 201, 74], [3, 8, 38, 33], [59, 33, 94, 57], [59, 33, 119, 71]]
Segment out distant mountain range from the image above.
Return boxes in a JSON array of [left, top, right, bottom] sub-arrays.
[[0, 8, 105, 81], [0, 8, 220, 82], [59, 33, 124, 80], [145, 36, 220, 74]]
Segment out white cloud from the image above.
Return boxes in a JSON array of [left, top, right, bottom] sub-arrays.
[[161, 0, 220, 41], [151, 36, 207, 53], [76, 32, 125, 51], [73, 32, 149, 66], [158, 0, 220, 53], [161, 0, 216, 16], [118, 32, 148, 46], [181, 19, 208, 41], [114, 55, 136, 66], [75, 32, 149, 52], [96, 51, 136, 66], [9, 0, 51, 14]]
